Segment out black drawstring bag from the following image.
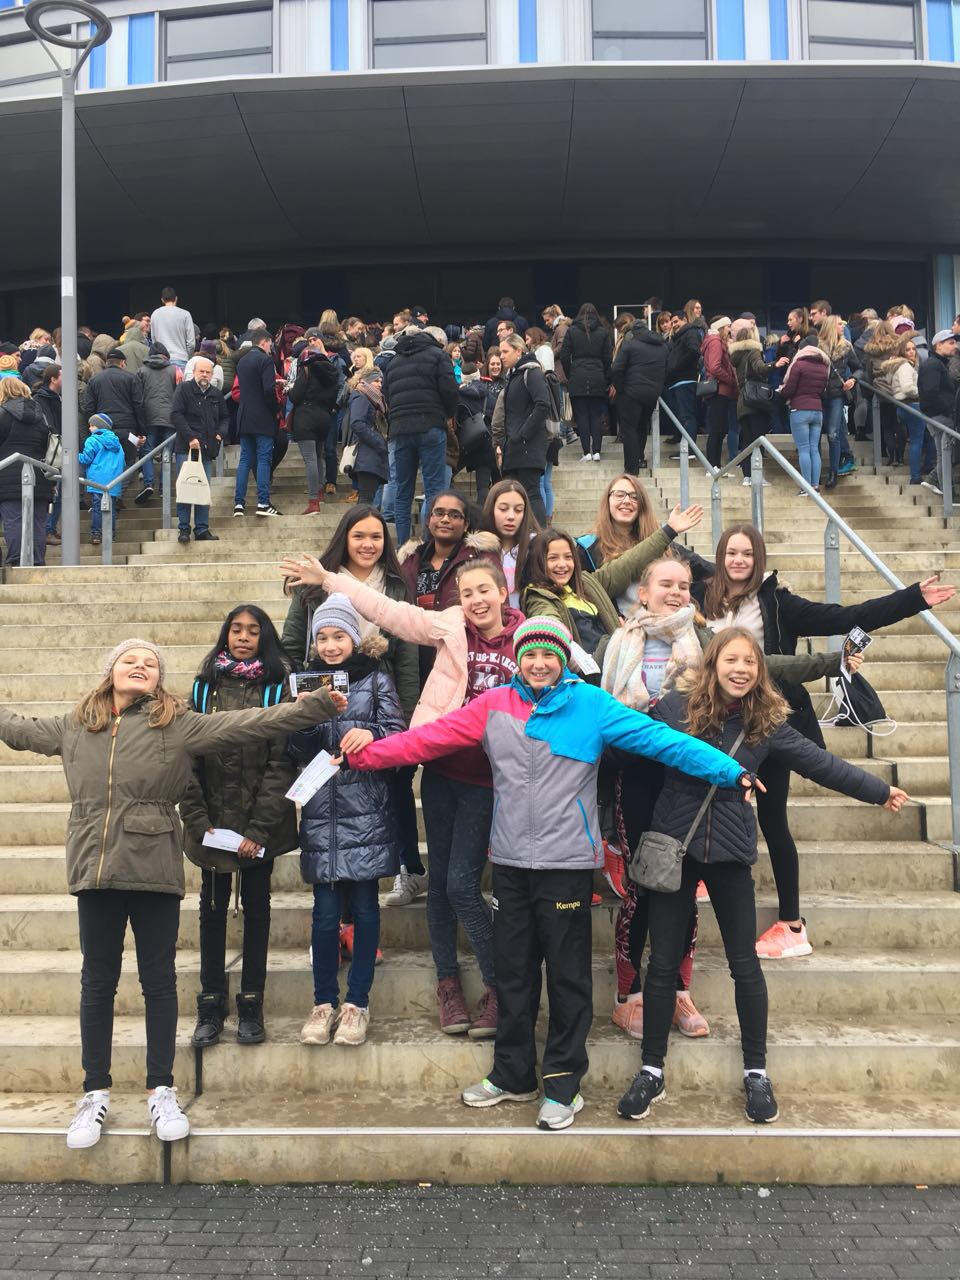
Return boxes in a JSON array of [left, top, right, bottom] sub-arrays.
[[826, 671, 890, 728]]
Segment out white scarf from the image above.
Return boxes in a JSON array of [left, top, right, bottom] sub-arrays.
[[601, 605, 703, 712], [340, 563, 386, 643]]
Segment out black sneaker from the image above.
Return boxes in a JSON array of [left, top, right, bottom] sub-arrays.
[[744, 1073, 779, 1124], [616, 1069, 665, 1120], [233, 504, 244, 518], [256, 504, 281, 517], [135, 485, 154, 505], [194, 530, 219, 541], [177, 530, 190, 544]]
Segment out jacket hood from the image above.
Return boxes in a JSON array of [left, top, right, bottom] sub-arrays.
[[123, 324, 147, 345], [728, 338, 762, 357], [879, 355, 910, 374], [0, 397, 43, 424], [794, 345, 830, 365], [397, 528, 500, 566], [395, 330, 441, 357], [573, 315, 600, 333], [143, 353, 170, 369], [864, 331, 900, 358], [628, 322, 665, 346], [91, 333, 116, 358], [90, 427, 123, 453], [513, 351, 541, 373], [464, 604, 525, 649]]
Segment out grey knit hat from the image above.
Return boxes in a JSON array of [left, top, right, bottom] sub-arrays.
[[101, 638, 165, 683], [311, 593, 361, 648]]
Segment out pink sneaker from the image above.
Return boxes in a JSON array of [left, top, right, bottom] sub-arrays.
[[603, 841, 628, 900], [755, 919, 813, 959], [696, 880, 709, 903], [611, 993, 643, 1039], [672, 992, 709, 1038]]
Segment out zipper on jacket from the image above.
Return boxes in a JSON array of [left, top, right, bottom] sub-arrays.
[[95, 712, 122, 889]]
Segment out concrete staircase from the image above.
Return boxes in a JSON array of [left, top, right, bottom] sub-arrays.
[[0, 435, 958, 1185]]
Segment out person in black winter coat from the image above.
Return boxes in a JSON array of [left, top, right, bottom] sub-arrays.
[[560, 302, 613, 460], [492, 335, 551, 525], [346, 368, 389, 504], [611, 320, 667, 474], [83, 348, 146, 463], [170, 358, 226, 543], [382, 326, 459, 546], [617, 627, 907, 1128], [482, 298, 529, 352], [0, 380, 51, 566], [288, 346, 339, 513], [664, 313, 706, 442], [456, 369, 497, 505], [137, 343, 179, 499], [234, 331, 280, 516], [917, 331, 959, 493], [291, 594, 406, 1049]]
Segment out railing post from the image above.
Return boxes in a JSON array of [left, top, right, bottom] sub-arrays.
[[20, 463, 35, 568], [161, 448, 172, 531], [100, 492, 113, 566], [651, 403, 660, 469], [750, 446, 764, 534], [871, 394, 882, 472], [947, 653, 960, 862], [824, 517, 842, 651], [679, 435, 690, 510], [711, 477, 722, 553], [941, 431, 953, 521]]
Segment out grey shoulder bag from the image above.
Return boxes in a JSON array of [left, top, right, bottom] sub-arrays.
[[628, 731, 745, 894]]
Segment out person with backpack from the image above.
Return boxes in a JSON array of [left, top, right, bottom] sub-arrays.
[[345, 365, 389, 505], [494, 333, 553, 525], [179, 606, 299, 1049]]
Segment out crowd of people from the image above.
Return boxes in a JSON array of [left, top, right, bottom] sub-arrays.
[[2, 291, 958, 567]]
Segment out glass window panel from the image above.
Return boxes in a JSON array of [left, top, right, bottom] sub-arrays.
[[373, 0, 485, 41], [373, 37, 486, 68], [593, 0, 705, 36], [808, 37, 916, 56], [166, 50, 273, 80], [166, 8, 272, 59], [0, 35, 67, 81], [807, 1, 916, 44], [0, 73, 60, 96], [594, 35, 707, 60]]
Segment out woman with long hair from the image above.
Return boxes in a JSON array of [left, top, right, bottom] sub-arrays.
[[616, 627, 907, 1126], [560, 302, 613, 461], [479, 478, 541, 607], [180, 605, 297, 1049], [0, 640, 341, 1151], [693, 523, 954, 958], [0, 377, 51, 566], [817, 316, 860, 490]]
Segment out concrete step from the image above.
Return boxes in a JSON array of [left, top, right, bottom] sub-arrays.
[[2, 1088, 958, 1186], [2, 887, 955, 952]]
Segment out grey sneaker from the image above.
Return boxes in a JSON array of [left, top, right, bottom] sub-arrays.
[[461, 1078, 538, 1109], [537, 1094, 585, 1131], [384, 870, 428, 906]]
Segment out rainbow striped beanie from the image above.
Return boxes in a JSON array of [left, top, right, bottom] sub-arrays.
[[513, 616, 572, 668]]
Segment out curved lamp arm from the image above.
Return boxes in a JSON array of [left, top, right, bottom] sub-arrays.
[[24, 0, 112, 81]]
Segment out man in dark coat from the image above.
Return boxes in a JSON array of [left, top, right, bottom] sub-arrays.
[[483, 297, 529, 351], [0, 384, 52, 565], [171, 357, 226, 544], [495, 334, 551, 524], [611, 320, 668, 474], [83, 347, 146, 464], [233, 329, 281, 517], [382, 325, 458, 544]]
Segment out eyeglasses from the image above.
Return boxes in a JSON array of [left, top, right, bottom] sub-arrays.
[[432, 508, 466, 520], [609, 490, 640, 504]]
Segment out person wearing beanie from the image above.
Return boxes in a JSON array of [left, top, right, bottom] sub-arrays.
[[290, 590, 407, 1050], [78, 413, 125, 545], [341, 614, 756, 1132], [0, 638, 344, 1153], [0, 353, 21, 378]]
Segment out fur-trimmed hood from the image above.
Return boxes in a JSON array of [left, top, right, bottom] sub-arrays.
[[397, 529, 500, 565], [728, 338, 763, 357], [864, 330, 901, 359], [793, 344, 831, 365]]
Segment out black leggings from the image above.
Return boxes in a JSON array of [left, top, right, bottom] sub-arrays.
[[572, 395, 607, 456], [737, 412, 767, 477], [199, 860, 274, 996], [642, 856, 767, 1071], [354, 471, 380, 504], [755, 753, 800, 921], [77, 889, 180, 1092], [617, 395, 653, 474]]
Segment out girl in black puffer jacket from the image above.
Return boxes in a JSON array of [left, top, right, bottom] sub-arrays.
[[560, 302, 613, 460], [290, 594, 406, 1050], [617, 627, 907, 1128]]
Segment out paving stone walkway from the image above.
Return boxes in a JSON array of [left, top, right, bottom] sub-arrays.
[[3, 1182, 960, 1279]]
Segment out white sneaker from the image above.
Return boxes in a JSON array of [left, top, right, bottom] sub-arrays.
[[580, 453, 593, 463], [592, 452, 602, 461], [148, 1086, 190, 1142], [384, 869, 428, 906], [66, 1089, 109, 1149], [333, 1002, 369, 1046], [741, 476, 752, 486], [300, 1002, 340, 1045]]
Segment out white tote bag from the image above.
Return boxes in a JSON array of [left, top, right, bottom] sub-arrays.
[[175, 448, 211, 508]]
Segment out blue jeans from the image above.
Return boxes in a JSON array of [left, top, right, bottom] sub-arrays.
[[901, 408, 936, 482], [89, 495, 117, 537], [310, 878, 379, 1008], [176, 452, 211, 533], [234, 434, 273, 508], [46, 485, 61, 535], [393, 425, 447, 545], [540, 461, 555, 519], [421, 769, 495, 987], [379, 439, 397, 521], [823, 398, 847, 475], [790, 409, 823, 488], [666, 382, 697, 440], [140, 427, 167, 488]]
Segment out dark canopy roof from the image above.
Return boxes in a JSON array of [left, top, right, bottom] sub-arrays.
[[1, 60, 958, 284]]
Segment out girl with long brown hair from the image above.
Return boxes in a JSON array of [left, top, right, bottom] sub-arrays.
[[694, 523, 954, 958], [479, 478, 541, 607], [617, 627, 907, 1127]]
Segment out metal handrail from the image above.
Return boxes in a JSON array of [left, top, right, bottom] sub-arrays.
[[655, 394, 960, 858], [855, 374, 958, 519]]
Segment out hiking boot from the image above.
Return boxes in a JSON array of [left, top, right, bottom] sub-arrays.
[[191, 992, 227, 1048], [461, 1078, 538, 1108], [611, 993, 643, 1039], [325, 483, 337, 497], [66, 1090, 109, 1149], [343, 490, 359, 504], [148, 1086, 190, 1141], [333, 1002, 369, 1046], [673, 992, 709, 1038], [602, 841, 628, 899], [300, 1002, 340, 1045], [537, 1095, 584, 1131], [756, 919, 813, 959], [177, 529, 191, 544], [384, 869, 428, 906], [235, 991, 266, 1045], [437, 976, 471, 1034], [303, 499, 322, 515], [617, 1070, 665, 1120], [744, 1073, 779, 1123], [467, 985, 497, 1039]]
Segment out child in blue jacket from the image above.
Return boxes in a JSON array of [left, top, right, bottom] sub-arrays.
[[342, 615, 754, 1132], [78, 413, 124, 545]]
